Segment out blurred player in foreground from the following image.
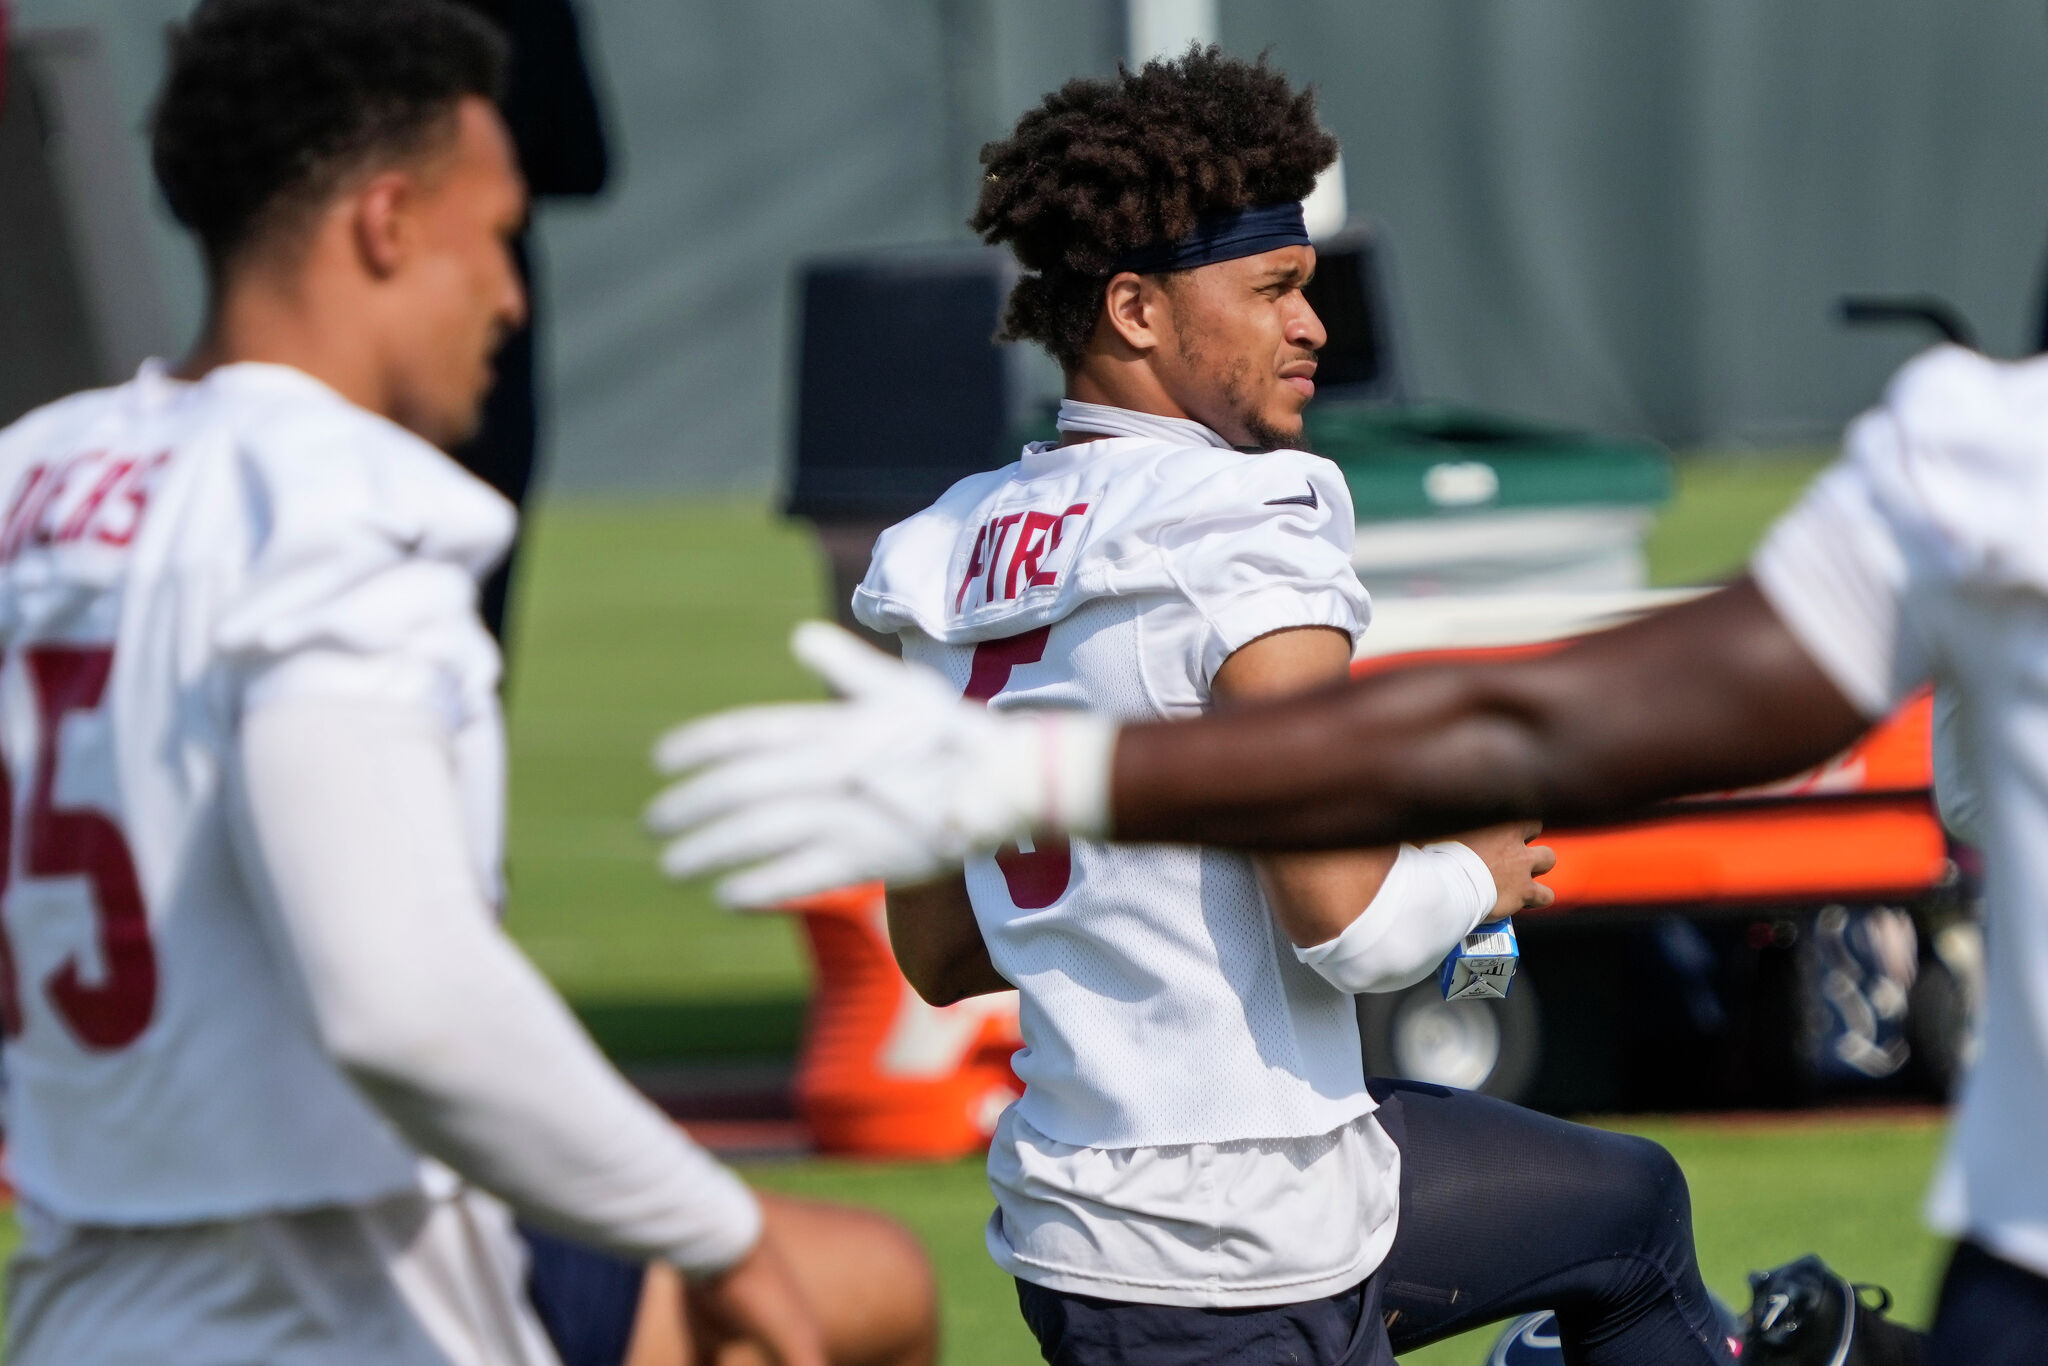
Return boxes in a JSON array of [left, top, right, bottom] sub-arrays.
[[0, 2, 934, 1363], [663, 49, 1774, 1366], [653, 345, 2048, 1364]]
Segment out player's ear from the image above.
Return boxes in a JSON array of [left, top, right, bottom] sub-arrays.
[[350, 170, 414, 280], [1100, 272, 1167, 355]]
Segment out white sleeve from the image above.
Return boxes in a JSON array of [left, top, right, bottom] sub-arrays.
[[1156, 451, 1370, 685], [1750, 445, 1927, 720], [230, 698, 763, 1277], [1292, 841, 1495, 995]]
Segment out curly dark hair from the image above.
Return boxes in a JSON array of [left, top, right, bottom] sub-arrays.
[[150, 0, 509, 274], [971, 47, 1338, 371]]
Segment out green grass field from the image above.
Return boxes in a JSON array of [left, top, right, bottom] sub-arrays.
[[499, 498, 826, 1056]]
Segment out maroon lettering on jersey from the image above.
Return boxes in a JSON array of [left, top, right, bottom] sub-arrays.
[[955, 523, 991, 612], [0, 464, 53, 562], [92, 452, 170, 548], [0, 450, 170, 563], [982, 513, 1024, 604], [1007, 502, 1089, 598], [22, 458, 83, 552], [1004, 511, 1058, 601], [60, 457, 139, 542], [954, 503, 1091, 614]]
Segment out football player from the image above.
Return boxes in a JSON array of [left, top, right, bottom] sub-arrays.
[[0, 3, 933, 1364], [662, 50, 1762, 1366], [651, 105, 2048, 1366]]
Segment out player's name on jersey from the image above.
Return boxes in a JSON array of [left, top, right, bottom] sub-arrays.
[[954, 502, 1091, 613], [0, 450, 172, 563]]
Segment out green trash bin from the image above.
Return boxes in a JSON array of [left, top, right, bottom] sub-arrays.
[[1304, 401, 1674, 599]]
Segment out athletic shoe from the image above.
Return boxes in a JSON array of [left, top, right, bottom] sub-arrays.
[[1741, 1254, 1924, 1366]]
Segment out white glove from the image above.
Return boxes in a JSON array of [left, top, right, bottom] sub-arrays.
[[646, 622, 1118, 907]]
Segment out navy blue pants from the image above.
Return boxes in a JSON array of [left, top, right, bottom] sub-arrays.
[[1016, 1080, 1731, 1366], [1018, 1274, 1392, 1366], [1928, 1241, 2048, 1365], [522, 1226, 646, 1366]]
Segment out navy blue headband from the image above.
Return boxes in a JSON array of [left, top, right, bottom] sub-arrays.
[[1110, 201, 1310, 275]]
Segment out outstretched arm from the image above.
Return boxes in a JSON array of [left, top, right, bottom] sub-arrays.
[[647, 580, 1867, 906], [1112, 578, 1868, 850], [648, 363, 1949, 907]]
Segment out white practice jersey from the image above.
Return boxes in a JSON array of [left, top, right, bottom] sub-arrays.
[[0, 361, 510, 1224], [1753, 344, 2048, 1279], [855, 430, 1373, 1150]]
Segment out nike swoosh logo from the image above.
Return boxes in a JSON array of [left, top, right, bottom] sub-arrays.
[[1264, 483, 1319, 510]]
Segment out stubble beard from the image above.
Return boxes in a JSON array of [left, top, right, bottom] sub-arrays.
[[1173, 328, 1311, 454], [1215, 352, 1310, 453]]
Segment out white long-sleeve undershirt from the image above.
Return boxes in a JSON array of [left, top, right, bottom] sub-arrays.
[[228, 697, 762, 1279]]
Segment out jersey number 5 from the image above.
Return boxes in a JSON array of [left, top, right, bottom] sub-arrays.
[[964, 629, 1072, 909], [0, 646, 157, 1049]]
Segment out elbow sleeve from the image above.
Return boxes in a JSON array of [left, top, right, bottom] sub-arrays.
[[1293, 841, 1494, 995]]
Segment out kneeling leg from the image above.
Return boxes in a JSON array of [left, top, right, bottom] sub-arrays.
[[1370, 1079, 1731, 1366]]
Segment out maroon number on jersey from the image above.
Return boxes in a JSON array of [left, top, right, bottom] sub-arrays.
[[964, 629, 1073, 909], [0, 646, 158, 1049]]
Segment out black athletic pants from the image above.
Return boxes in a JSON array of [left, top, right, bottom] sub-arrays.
[[1019, 1080, 1732, 1366], [1371, 1079, 1731, 1365], [1928, 1240, 2048, 1365]]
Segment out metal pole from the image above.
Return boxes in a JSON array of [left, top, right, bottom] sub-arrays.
[[1125, 0, 1216, 64]]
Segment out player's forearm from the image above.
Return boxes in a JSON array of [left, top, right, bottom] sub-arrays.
[[1111, 660, 1539, 847], [232, 699, 761, 1278], [1111, 580, 1867, 849]]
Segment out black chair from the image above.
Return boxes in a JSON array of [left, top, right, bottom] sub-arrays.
[[785, 246, 1031, 635], [786, 246, 1025, 525]]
